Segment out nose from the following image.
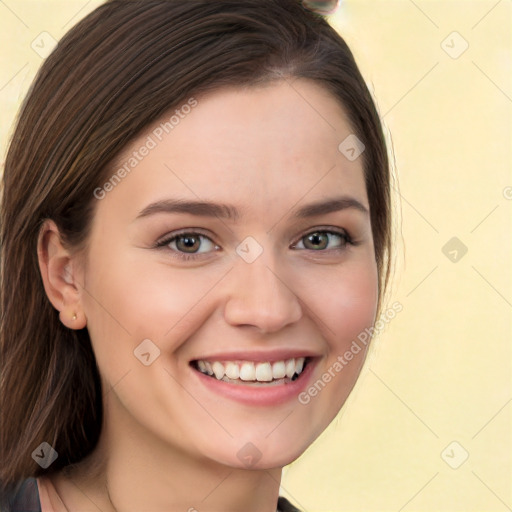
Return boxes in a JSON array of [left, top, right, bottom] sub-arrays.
[[222, 255, 303, 334]]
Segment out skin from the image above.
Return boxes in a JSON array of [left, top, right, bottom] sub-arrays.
[[37, 78, 378, 512]]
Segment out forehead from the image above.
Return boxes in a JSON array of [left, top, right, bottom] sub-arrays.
[[103, 79, 368, 220]]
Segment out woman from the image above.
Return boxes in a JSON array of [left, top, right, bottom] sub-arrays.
[[0, 0, 392, 510]]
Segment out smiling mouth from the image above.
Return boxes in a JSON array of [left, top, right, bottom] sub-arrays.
[[190, 357, 311, 386]]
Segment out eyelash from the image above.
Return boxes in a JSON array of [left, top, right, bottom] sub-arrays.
[[154, 227, 357, 262]]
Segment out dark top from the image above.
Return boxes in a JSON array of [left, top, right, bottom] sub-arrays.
[[1, 478, 41, 512], [1, 477, 301, 511]]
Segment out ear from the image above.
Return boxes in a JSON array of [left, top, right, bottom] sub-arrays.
[[37, 219, 87, 330]]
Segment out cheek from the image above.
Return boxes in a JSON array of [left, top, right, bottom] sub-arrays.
[[293, 259, 378, 427], [82, 244, 228, 358], [332, 269, 378, 347], [296, 256, 379, 348]]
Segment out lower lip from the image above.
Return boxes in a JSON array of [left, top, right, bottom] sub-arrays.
[[191, 359, 318, 406]]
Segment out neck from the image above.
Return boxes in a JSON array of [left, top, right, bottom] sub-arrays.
[[64, 394, 283, 512]]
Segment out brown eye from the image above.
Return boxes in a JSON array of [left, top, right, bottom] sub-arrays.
[[294, 230, 350, 251], [304, 232, 329, 250], [175, 234, 202, 253], [156, 232, 219, 260]]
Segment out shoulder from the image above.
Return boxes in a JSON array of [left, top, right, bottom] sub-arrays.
[[0, 477, 42, 512], [277, 495, 301, 512]]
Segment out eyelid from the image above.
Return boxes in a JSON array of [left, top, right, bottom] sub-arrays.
[[154, 228, 214, 247]]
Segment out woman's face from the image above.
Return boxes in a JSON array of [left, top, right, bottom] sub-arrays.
[[79, 79, 378, 469]]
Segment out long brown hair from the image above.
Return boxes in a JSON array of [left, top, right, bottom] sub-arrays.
[[0, 0, 391, 494]]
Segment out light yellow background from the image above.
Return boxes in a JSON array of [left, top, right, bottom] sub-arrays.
[[1, 1, 510, 511]]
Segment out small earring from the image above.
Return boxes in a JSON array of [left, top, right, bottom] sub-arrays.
[[72, 313, 77, 321]]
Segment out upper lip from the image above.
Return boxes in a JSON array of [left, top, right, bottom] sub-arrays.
[[190, 349, 321, 363]]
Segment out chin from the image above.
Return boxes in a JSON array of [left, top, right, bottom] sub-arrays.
[[208, 434, 313, 471]]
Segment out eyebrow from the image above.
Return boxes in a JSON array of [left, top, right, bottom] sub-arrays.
[[134, 196, 368, 222]]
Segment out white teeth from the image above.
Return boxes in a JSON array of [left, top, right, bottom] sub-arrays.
[[211, 361, 225, 380], [195, 357, 307, 383], [272, 361, 286, 379], [225, 361, 240, 380], [285, 358, 296, 379], [255, 362, 273, 382], [239, 362, 256, 381], [204, 361, 213, 375]]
